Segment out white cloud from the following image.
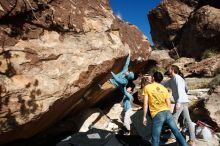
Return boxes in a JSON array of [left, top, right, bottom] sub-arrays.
[[115, 12, 123, 20]]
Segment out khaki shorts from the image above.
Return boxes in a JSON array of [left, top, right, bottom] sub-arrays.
[[101, 80, 115, 90]]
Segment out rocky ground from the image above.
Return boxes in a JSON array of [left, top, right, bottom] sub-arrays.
[[3, 73, 219, 146], [55, 76, 220, 146]]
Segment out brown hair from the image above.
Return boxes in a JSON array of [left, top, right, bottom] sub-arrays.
[[140, 75, 151, 89], [170, 65, 184, 78]]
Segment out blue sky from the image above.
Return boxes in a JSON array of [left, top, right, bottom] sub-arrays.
[[109, 0, 161, 45]]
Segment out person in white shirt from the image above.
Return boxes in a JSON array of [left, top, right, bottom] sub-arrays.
[[163, 65, 196, 146]]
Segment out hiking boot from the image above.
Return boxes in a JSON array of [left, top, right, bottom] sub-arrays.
[[187, 140, 196, 146], [165, 138, 176, 144]]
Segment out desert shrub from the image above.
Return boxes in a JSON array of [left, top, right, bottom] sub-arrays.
[[202, 48, 218, 59], [149, 66, 166, 74]]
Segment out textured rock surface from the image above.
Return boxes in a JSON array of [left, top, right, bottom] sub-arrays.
[[148, 0, 220, 58], [179, 5, 220, 58], [188, 88, 219, 146], [72, 108, 110, 132], [185, 54, 220, 77], [148, 0, 194, 45], [186, 78, 213, 90], [187, 85, 220, 131], [148, 50, 174, 68], [170, 55, 220, 77], [172, 57, 196, 76], [206, 86, 220, 128], [0, 0, 151, 143]]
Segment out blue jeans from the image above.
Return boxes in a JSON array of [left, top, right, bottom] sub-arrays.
[[152, 110, 188, 146]]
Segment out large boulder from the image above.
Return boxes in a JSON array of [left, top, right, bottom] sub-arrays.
[[172, 57, 195, 76], [148, 49, 174, 68], [170, 55, 220, 78], [188, 88, 219, 135], [185, 54, 220, 77], [148, 0, 194, 46], [179, 5, 220, 58], [206, 86, 220, 128], [148, 0, 220, 59], [0, 0, 151, 143]]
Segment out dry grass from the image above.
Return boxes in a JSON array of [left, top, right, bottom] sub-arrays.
[[202, 48, 218, 59], [186, 78, 213, 90]]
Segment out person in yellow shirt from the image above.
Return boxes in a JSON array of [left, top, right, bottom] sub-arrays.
[[142, 71, 188, 146]]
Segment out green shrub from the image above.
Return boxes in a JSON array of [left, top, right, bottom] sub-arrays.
[[149, 66, 166, 74], [202, 48, 218, 59]]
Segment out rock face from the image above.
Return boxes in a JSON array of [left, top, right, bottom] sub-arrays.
[[171, 54, 220, 78], [185, 54, 220, 77], [206, 86, 220, 128], [172, 57, 195, 76], [148, 50, 174, 68], [0, 0, 151, 144], [148, 0, 194, 46], [179, 5, 220, 58], [148, 0, 220, 58], [188, 87, 220, 129]]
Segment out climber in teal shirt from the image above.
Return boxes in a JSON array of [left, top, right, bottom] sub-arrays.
[[99, 52, 134, 97], [99, 51, 134, 134], [110, 51, 134, 134], [110, 53, 134, 112], [110, 70, 134, 105], [110, 52, 133, 87]]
